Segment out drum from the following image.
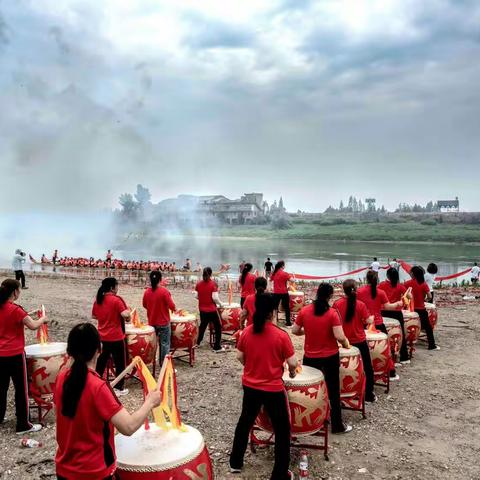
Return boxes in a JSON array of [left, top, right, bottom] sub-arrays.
[[116, 423, 213, 479], [256, 365, 329, 436], [278, 291, 305, 314], [425, 303, 438, 330], [218, 303, 242, 332], [339, 346, 365, 399], [170, 313, 198, 349], [403, 310, 421, 347], [383, 318, 403, 362], [25, 342, 68, 397], [125, 324, 156, 365], [366, 330, 391, 383]]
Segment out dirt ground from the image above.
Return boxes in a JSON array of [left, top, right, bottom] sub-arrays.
[[0, 273, 479, 480]]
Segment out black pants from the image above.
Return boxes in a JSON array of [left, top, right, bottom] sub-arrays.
[[376, 323, 396, 377], [197, 311, 222, 350], [352, 340, 375, 402], [0, 353, 32, 432], [415, 308, 436, 349], [303, 353, 344, 432], [14, 270, 26, 288], [230, 386, 291, 480], [96, 340, 127, 390], [274, 293, 291, 325], [380, 310, 410, 362]]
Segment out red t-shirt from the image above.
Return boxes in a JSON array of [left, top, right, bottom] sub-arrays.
[[240, 273, 256, 298], [195, 280, 218, 313], [0, 301, 27, 357], [357, 285, 389, 326], [271, 270, 292, 294], [295, 304, 341, 358], [404, 279, 430, 310], [333, 297, 369, 344], [55, 369, 123, 480], [238, 323, 294, 391], [378, 281, 406, 308], [142, 287, 176, 327], [91, 293, 127, 342], [242, 294, 256, 326]]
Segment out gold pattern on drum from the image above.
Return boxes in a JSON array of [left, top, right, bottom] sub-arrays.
[[185, 463, 208, 480]]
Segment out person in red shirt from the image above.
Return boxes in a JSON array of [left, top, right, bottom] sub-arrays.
[[270, 261, 294, 326], [230, 293, 297, 480], [239, 277, 267, 328], [55, 323, 160, 480], [292, 283, 351, 434], [358, 270, 403, 380], [379, 268, 410, 363], [194, 267, 224, 352], [334, 280, 376, 403], [404, 266, 438, 351], [0, 279, 47, 434], [239, 263, 256, 308], [143, 271, 176, 367], [92, 277, 131, 396]]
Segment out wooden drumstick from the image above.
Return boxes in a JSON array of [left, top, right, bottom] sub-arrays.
[[110, 357, 140, 389]]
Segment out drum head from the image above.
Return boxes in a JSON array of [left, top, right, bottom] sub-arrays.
[[171, 314, 196, 323], [365, 331, 388, 341], [221, 303, 241, 309], [116, 423, 205, 471], [25, 342, 67, 358], [125, 325, 155, 334], [383, 318, 400, 327], [424, 302, 435, 310], [339, 346, 360, 357], [283, 365, 324, 385]]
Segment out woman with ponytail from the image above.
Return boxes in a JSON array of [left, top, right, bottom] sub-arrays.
[[239, 263, 255, 308], [270, 261, 294, 326], [292, 283, 351, 434], [230, 294, 297, 479], [194, 267, 224, 352], [405, 266, 438, 351], [379, 268, 410, 363], [239, 277, 267, 328], [143, 270, 176, 367], [0, 279, 47, 433], [92, 277, 131, 396], [55, 323, 161, 480], [333, 280, 376, 403]]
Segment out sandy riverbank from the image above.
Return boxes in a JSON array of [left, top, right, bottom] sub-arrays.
[[0, 274, 479, 479]]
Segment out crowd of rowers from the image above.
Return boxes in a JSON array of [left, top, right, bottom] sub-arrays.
[[0, 258, 439, 480]]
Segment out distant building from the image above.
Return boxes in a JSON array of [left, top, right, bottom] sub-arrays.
[[437, 197, 459, 212]]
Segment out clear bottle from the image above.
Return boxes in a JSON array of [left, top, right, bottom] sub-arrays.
[[299, 449, 309, 478], [21, 438, 42, 448]]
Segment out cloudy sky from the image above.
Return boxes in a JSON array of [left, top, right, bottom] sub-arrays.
[[1, 0, 479, 213]]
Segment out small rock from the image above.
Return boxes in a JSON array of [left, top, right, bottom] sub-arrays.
[[358, 467, 368, 473]]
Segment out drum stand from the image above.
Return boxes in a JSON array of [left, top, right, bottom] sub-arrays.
[[341, 377, 366, 419], [374, 369, 390, 394], [29, 387, 54, 424], [250, 424, 330, 461], [170, 346, 195, 367]]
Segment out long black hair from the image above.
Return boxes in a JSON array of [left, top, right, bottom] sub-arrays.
[[366, 270, 378, 299], [202, 267, 213, 282], [254, 276, 267, 295], [314, 283, 333, 316], [62, 323, 101, 418], [253, 293, 275, 334], [0, 279, 20, 307], [342, 279, 356, 322], [411, 265, 425, 284], [96, 277, 118, 305], [387, 267, 399, 287], [272, 260, 285, 277], [427, 263, 438, 275], [150, 270, 162, 291], [240, 263, 253, 286]]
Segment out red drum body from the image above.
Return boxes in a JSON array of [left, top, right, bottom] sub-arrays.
[[116, 423, 213, 479], [383, 318, 403, 362], [278, 292, 305, 314], [25, 342, 68, 397], [218, 303, 242, 332], [425, 303, 438, 330], [403, 310, 421, 347], [366, 331, 391, 383], [256, 366, 329, 436], [339, 346, 365, 400], [125, 325, 156, 365], [170, 314, 198, 349]]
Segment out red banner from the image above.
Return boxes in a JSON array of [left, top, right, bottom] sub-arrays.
[[293, 266, 369, 280], [399, 260, 472, 281]]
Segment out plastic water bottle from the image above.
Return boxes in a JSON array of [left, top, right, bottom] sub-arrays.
[[21, 438, 42, 448], [299, 449, 309, 478]]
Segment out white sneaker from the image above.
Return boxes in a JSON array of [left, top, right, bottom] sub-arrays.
[[229, 466, 242, 473], [429, 346, 441, 351], [400, 359, 411, 365], [114, 388, 129, 397], [213, 347, 226, 353], [390, 374, 400, 381], [16, 424, 42, 434]]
